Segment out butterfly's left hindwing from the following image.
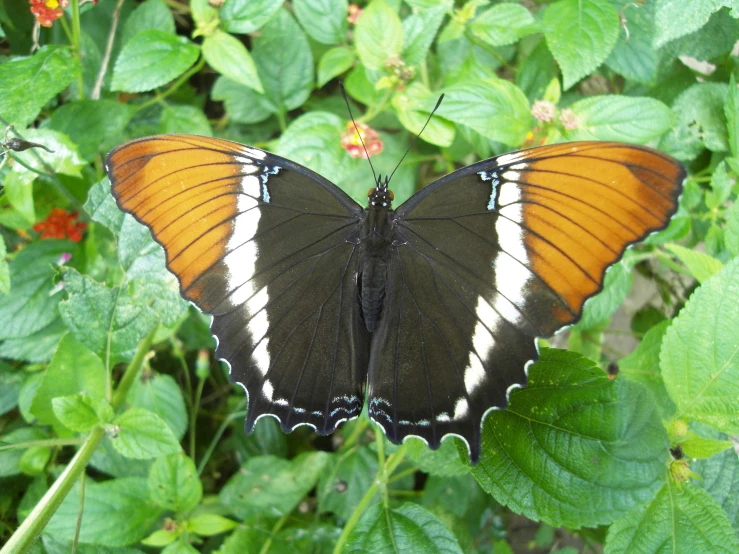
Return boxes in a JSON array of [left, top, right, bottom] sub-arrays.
[[106, 135, 369, 435], [369, 142, 684, 462]]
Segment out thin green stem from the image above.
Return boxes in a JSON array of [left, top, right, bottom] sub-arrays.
[[340, 417, 369, 451], [70, 0, 85, 100], [197, 406, 246, 475], [0, 438, 84, 453], [0, 326, 157, 554], [190, 377, 206, 460], [464, 30, 515, 73], [259, 513, 289, 554], [70, 474, 85, 554], [374, 430, 388, 508], [136, 57, 206, 111], [359, 89, 394, 124]]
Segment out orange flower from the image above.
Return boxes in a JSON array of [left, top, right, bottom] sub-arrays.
[[347, 4, 362, 25], [29, 0, 68, 27], [341, 122, 383, 159], [33, 208, 87, 242]]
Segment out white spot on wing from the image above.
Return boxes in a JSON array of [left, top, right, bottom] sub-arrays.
[[240, 146, 267, 160], [241, 175, 261, 198], [454, 398, 469, 420]]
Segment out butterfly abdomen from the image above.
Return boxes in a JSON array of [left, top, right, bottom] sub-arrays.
[[359, 204, 395, 332]]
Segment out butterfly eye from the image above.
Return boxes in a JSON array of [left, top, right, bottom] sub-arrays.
[[367, 188, 376, 197], [388, 190, 394, 201]]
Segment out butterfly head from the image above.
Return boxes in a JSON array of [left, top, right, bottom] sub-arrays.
[[368, 175, 394, 207]]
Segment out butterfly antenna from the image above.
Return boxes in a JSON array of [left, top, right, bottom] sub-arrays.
[[387, 93, 445, 184], [339, 82, 379, 186]]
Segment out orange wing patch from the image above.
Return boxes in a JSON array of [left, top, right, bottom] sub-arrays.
[[107, 135, 253, 305], [505, 142, 684, 321]]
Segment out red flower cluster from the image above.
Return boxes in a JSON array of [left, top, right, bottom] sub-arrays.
[[33, 208, 87, 242], [340, 122, 383, 159], [29, 0, 68, 27]]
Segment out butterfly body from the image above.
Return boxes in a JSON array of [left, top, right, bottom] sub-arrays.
[[359, 181, 396, 332], [106, 135, 685, 463]]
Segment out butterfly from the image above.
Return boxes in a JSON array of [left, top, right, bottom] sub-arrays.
[[106, 135, 685, 463]]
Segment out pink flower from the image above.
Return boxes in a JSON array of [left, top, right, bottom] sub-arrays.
[[341, 122, 383, 159], [559, 108, 580, 130], [531, 100, 556, 123]]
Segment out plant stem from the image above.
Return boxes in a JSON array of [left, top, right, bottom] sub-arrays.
[[197, 406, 246, 475], [91, 0, 125, 100], [0, 438, 84, 453], [70, 0, 85, 100], [190, 376, 206, 460], [259, 513, 289, 554], [0, 327, 157, 554], [332, 441, 409, 554]]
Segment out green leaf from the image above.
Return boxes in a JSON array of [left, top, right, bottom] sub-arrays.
[[0, 236, 9, 296], [470, 3, 535, 47], [0, 363, 24, 416], [402, 6, 447, 66], [212, 77, 275, 124], [202, 30, 263, 93], [726, 201, 739, 257], [437, 78, 532, 146], [661, 257, 739, 433], [294, 0, 348, 44], [30, 334, 106, 428], [543, 0, 619, 89], [42, 536, 148, 554], [160, 104, 213, 136], [605, 0, 658, 85], [393, 82, 456, 147], [317, 46, 356, 87], [318, 446, 378, 516], [191, 0, 219, 30], [188, 514, 238, 536], [275, 111, 354, 186], [619, 321, 676, 419], [162, 541, 199, 554], [111, 30, 200, 93], [471, 348, 668, 528], [406, 437, 470, 477], [661, 83, 730, 157], [516, 39, 556, 103], [253, 9, 313, 111], [726, 74, 739, 159], [692, 426, 739, 533], [706, 160, 735, 210], [575, 260, 633, 330], [355, 0, 403, 70], [46, 477, 162, 546], [0, 428, 46, 478], [654, 0, 738, 47], [148, 452, 202, 512], [665, 244, 723, 283], [0, 319, 66, 364], [121, 0, 175, 46], [141, 529, 178, 547], [604, 482, 739, 553], [48, 100, 133, 161], [85, 177, 125, 235], [19, 445, 51, 476], [89, 438, 152, 478], [111, 407, 181, 459], [59, 267, 159, 364], [679, 436, 733, 459], [0, 45, 79, 128], [344, 502, 464, 553], [220, 0, 284, 33], [219, 452, 329, 519], [127, 372, 188, 440], [51, 393, 102, 432], [0, 240, 71, 340], [566, 95, 674, 143]]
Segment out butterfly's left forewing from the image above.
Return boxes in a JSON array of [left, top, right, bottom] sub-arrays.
[[107, 135, 369, 435], [368, 142, 684, 462]]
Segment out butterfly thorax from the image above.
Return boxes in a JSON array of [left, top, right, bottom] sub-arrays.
[[358, 187, 395, 332]]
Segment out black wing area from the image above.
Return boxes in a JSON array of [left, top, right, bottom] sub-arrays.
[[107, 134, 369, 435], [367, 142, 684, 462]]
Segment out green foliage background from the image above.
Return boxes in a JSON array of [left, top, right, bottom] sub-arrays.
[[1, 0, 739, 552]]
